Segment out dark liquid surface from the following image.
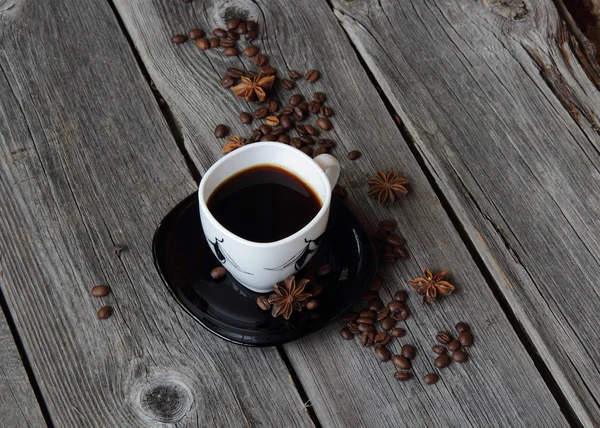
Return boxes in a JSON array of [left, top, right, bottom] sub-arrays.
[[207, 165, 322, 243]]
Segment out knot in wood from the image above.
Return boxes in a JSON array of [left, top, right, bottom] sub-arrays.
[[486, 0, 529, 20], [138, 378, 193, 423], [215, 1, 259, 26]]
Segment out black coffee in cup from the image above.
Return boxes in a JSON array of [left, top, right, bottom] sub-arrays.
[[207, 165, 322, 243]]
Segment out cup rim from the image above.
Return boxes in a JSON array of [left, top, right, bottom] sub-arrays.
[[198, 142, 333, 248]]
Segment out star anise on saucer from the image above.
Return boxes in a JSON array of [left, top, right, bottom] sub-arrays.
[[268, 276, 312, 320], [367, 170, 408, 204], [231, 73, 275, 103], [409, 268, 455, 306], [222, 136, 246, 154]]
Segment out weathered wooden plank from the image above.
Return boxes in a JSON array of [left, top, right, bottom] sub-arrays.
[[331, 0, 600, 425], [112, 0, 570, 426], [0, 306, 45, 428], [0, 1, 311, 426]]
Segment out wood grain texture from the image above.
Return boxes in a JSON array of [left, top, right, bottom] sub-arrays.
[[331, 0, 600, 425], [0, 1, 310, 426], [0, 307, 45, 428], [111, 0, 569, 426]]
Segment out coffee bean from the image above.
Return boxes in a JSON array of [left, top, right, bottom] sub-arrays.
[[246, 71, 258, 79], [243, 45, 259, 57], [257, 296, 270, 310], [188, 28, 205, 40], [375, 346, 392, 362], [392, 354, 411, 369], [300, 146, 313, 156], [289, 69, 302, 80], [386, 234, 406, 247], [271, 127, 286, 137], [380, 317, 397, 331], [298, 102, 309, 112], [97, 306, 113, 319], [281, 79, 295, 90], [459, 331, 473, 347], [378, 219, 396, 231], [393, 290, 408, 303], [214, 124, 228, 138], [447, 339, 461, 352], [227, 30, 239, 40], [305, 125, 319, 136], [245, 31, 258, 41], [310, 282, 322, 297], [295, 124, 307, 136], [359, 309, 376, 319], [266, 116, 279, 127], [455, 322, 470, 333], [223, 47, 238, 56], [213, 28, 227, 38], [300, 136, 315, 145], [423, 373, 439, 385], [316, 117, 333, 131], [293, 108, 305, 121], [260, 65, 277, 75], [264, 100, 278, 113], [316, 263, 332, 276], [312, 92, 326, 103], [226, 18, 241, 30], [289, 94, 304, 106], [392, 308, 409, 321], [281, 105, 294, 115], [305, 69, 320, 82], [262, 134, 278, 142], [401, 344, 416, 359], [394, 247, 409, 260], [434, 354, 452, 369], [254, 107, 268, 119], [341, 313, 358, 323], [290, 137, 302, 149], [452, 350, 468, 363], [390, 328, 406, 337], [91, 285, 110, 297], [209, 37, 220, 48], [374, 332, 391, 345], [210, 266, 226, 279], [280, 115, 293, 129], [340, 328, 354, 340], [376, 307, 390, 321], [306, 299, 319, 310], [347, 322, 360, 334], [308, 101, 321, 114], [172, 34, 186, 44], [246, 20, 258, 31], [219, 39, 236, 48], [367, 298, 384, 311], [432, 345, 447, 355], [394, 371, 412, 381], [252, 53, 267, 66], [195, 38, 210, 50], [226, 67, 244, 78], [360, 331, 374, 347], [251, 129, 262, 139], [369, 277, 382, 292], [356, 317, 375, 326], [258, 124, 272, 135], [387, 301, 404, 312], [314, 147, 328, 156], [318, 138, 335, 148], [239, 112, 252, 124], [436, 332, 452, 344], [320, 106, 334, 117], [348, 150, 361, 160]]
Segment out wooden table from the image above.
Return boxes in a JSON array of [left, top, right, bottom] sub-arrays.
[[1, 0, 599, 426]]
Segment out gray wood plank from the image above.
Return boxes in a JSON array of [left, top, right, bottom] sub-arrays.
[[0, 1, 311, 426], [111, 0, 571, 426], [331, 0, 600, 425], [0, 306, 45, 428]]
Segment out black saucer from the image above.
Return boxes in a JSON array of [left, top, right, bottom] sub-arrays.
[[152, 192, 376, 346]]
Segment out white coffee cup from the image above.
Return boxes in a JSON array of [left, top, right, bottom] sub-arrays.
[[198, 142, 340, 293]]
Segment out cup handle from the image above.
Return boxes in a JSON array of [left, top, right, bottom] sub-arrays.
[[313, 154, 340, 189]]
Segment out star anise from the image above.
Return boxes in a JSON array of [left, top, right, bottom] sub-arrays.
[[222, 136, 246, 154], [367, 170, 408, 204], [231, 73, 275, 103], [409, 268, 455, 306], [268, 276, 312, 320]]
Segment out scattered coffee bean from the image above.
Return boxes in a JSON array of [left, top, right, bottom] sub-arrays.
[[298, 101, 309, 112], [387, 300, 404, 312], [374, 332, 391, 345], [348, 150, 361, 160], [227, 30, 239, 40], [436, 332, 452, 344], [375, 345, 392, 362], [213, 28, 227, 38], [313, 92, 326, 103], [394, 371, 412, 381], [392, 354, 411, 369], [378, 219, 396, 231], [220, 75, 234, 88], [97, 306, 113, 319], [308, 101, 321, 114], [210, 266, 226, 279], [459, 331, 473, 347], [394, 247, 409, 260], [243, 45, 259, 57], [279, 115, 293, 129], [220, 39, 236, 48], [320, 106, 334, 117], [368, 298, 384, 311], [266, 100, 279, 112], [447, 339, 461, 352], [305, 125, 319, 136], [260, 65, 277, 75], [376, 307, 390, 321], [253, 53, 267, 66], [196, 38, 210, 50], [357, 317, 375, 326], [263, 134, 278, 142], [91, 285, 110, 297], [226, 67, 244, 78], [314, 147, 328, 156], [300, 136, 315, 146], [316, 117, 333, 131], [393, 290, 408, 302], [342, 313, 358, 323], [209, 37, 220, 48], [188, 28, 205, 40], [318, 138, 335, 148], [360, 331, 374, 347], [254, 107, 268, 119], [226, 18, 241, 30], [257, 296, 270, 310], [289, 94, 304, 106], [380, 317, 397, 331], [258, 124, 272, 135], [434, 354, 452, 369], [236, 22, 248, 34], [432, 345, 447, 355], [392, 308, 409, 321], [246, 20, 258, 31], [455, 322, 470, 333], [452, 350, 468, 363], [313, 263, 331, 276], [172, 34, 186, 44], [266, 116, 279, 127], [340, 327, 354, 340], [423, 373, 439, 385], [306, 299, 319, 310], [290, 137, 302, 149], [305, 69, 320, 82], [223, 47, 238, 56], [293, 108, 305, 121], [359, 309, 376, 319], [358, 323, 375, 333], [386, 233, 406, 247], [246, 71, 258, 79], [347, 322, 360, 334], [239, 112, 252, 124], [281, 79, 295, 90], [214, 124, 229, 138], [245, 31, 258, 41], [289, 69, 302, 80], [401, 344, 416, 359], [390, 328, 406, 337]]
